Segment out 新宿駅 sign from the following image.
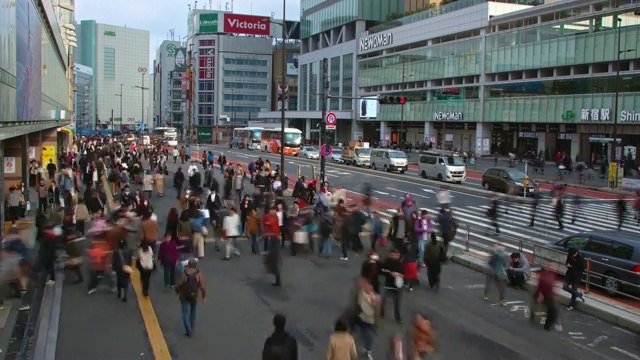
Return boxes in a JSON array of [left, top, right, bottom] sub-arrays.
[[199, 13, 219, 33], [359, 33, 393, 52], [621, 110, 640, 122], [434, 111, 463, 121], [223, 14, 270, 36]]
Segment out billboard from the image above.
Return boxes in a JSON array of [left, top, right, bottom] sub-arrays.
[[199, 13, 219, 33], [286, 53, 299, 76], [223, 14, 270, 36], [175, 48, 186, 69], [16, 0, 42, 122], [359, 97, 378, 119]]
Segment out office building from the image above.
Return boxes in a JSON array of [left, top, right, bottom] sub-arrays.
[[73, 63, 93, 134], [152, 40, 187, 128], [76, 20, 150, 132], [356, 0, 640, 163], [272, 43, 300, 112]]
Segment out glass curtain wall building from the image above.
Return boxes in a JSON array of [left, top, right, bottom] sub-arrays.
[[358, 0, 640, 164]]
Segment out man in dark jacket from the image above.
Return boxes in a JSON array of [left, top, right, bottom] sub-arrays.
[[563, 248, 585, 310], [437, 209, 456, 254], [173, 168, 185, 199], [262, 314, 297, 360]]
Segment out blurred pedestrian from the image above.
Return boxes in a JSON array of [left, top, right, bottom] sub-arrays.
[[325, 318, 357, 360], [262, 314, 298, 360]]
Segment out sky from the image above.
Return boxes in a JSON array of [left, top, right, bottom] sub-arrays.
[[75, 0, 301, 67]]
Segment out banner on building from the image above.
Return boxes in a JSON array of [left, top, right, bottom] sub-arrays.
[[286, 53, 299, 76], [175, 48, 186, 69], [223, 14, 270, 36], [277, 84, 289, 111], [199, 13, 219, 33]]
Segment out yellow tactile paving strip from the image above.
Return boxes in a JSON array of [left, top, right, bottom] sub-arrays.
[[131, 268, 172, 360]]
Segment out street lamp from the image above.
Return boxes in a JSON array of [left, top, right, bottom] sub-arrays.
[[134, 74, 149, 132], [611, 17, 635, 187], [265, 4, 288, 188], [115, 83, 123, 132]]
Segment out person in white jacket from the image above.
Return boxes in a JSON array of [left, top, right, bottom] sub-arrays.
[[222, 207, 241, 260]]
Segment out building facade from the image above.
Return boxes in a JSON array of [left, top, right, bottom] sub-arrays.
[[272, 44, 300, 112], [73, 63, 93, 133], [186, 10, 279, 141], [76, 20, 150, 132], [0, 0, 75, 236], [357, 0, 640, 163], [152, 40, 186, 128]]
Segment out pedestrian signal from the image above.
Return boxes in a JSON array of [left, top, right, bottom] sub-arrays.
[[523, 176, 529, 188]]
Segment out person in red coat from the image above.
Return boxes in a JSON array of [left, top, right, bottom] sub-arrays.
[[534, 268, 557, 331]]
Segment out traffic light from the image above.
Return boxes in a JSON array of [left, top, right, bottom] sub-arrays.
[[523, 175, 529, 188], [378, 96, 408, 104]]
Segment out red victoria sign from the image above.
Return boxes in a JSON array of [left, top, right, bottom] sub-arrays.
[[224, 14, 270, 36]]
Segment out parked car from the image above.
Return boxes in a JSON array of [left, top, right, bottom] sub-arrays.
[[481, 167, 537, 195], [328, 148, 344, 163], [299, 146, 320, 159], [418, 150, 466, 183], [548, 231, 640, 296]]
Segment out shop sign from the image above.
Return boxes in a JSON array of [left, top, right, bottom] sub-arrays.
[[621, 110, 640, 122], [561, 110, 574, 122], [558, 133, 573, 140], [199, 13, 219, 33], [224, 14, 270, 36], [359, 33, 393, 52], [518, 132, 538, 138], [581, 108, 611, 122], [434, 111, 463, 121], [104, 31, 116, 37]]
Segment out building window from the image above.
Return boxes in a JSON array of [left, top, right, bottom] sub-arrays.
[[224, 94, 268, 102], [104, 47, 115, 81], [342, 53, 353, 110], [198, 81, 214, 91], [223, 70, 268, 78], [198, 92, 215, 103], [223, 106, 262, 113], [198, 104, 214, 115], [223, 58, 268, 67], [300, 64, 307, 111], [223, 82, 268, 90], [309, 62, 318, 111], [330, 56, 340, 110]]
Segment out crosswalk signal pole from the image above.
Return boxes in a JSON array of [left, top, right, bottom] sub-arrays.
[[319, 58, 329, 186]]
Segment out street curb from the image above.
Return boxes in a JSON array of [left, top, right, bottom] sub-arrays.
[[451, 253, 640, 333], [0, 302, 18, 360], [32, 275, 64, 360]]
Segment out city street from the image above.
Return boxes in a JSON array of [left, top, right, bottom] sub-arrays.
[[54, 157, 640, 359]]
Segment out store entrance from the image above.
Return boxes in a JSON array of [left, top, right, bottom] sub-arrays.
[[518, 137, 538, 160], [491, 131, 514, 155]]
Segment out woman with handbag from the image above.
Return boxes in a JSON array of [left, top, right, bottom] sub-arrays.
[[112, 238, 133, 302], [137, 241, 155, 297]]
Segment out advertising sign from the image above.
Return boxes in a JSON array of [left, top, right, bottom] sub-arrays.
[[197, 127, 213, 142], [359, 97, 378, 119], [166, 43, 177, 57], [28, 146, 35, 159], [175, 48, 186, 69], [286, 53, 299, 76], [223, 14, 270, 36], [199, 13, 219, 33], [41, 146, 56, 167]]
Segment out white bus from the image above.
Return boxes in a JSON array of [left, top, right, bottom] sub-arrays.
[[232, 127, 263, 150], [152, 127, 178, 146]]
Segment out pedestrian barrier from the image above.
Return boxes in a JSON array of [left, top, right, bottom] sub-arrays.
[[530, 244, 640, 308]]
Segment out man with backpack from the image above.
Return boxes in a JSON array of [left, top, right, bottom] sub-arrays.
[[175, 260, 206, 337]]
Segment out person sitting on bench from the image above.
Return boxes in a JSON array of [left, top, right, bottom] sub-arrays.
[[507, 252, 531, 288]]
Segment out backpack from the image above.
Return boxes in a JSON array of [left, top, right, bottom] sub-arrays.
[[183, 271, 199, 301]]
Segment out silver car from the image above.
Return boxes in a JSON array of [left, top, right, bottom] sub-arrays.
[[299, 146, 320, 159], [328, 149, 343, 163]]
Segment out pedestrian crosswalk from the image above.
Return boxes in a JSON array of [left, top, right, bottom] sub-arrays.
[[376, 200, 640, 256]]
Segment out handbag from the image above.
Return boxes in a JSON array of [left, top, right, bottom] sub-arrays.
[[118, 250, 133, 274], [394, 275, 404, 289]]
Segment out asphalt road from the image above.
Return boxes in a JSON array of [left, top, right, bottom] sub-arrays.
[[54, 153, 640, 359]]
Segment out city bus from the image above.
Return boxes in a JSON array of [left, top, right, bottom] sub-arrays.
[[152, 127, 178, 146], [261, 128, 303, 156], [232, 127, 263, 150]]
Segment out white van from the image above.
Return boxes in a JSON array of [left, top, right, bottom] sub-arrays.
[[418, 150, 466, 183], [370, 149, 408, 173]]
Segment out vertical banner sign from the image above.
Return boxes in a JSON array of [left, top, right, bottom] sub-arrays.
[[28, 146, 35, 159], [199, 48, 215, 79]]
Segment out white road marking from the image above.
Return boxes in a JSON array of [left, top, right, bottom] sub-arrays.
[[611, 347, 640, 360], [502, 301, 524, 305], [613, 326, 636, 336], [588, 335, 607, 347], [464, 284, 485, 289], [540, 317, 546, 325], [569, 332, 584, 335], [373, 191, 389, 195], [510, 305, 528, 312], [572, 336, 587, 340], [423, 189, 435, 193]]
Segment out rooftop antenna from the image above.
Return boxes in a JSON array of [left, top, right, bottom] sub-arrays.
[[231, 0, 234, 13], [225, 2, 228, 11], [218, 0, 221, 11], [209, 0, 212, 10], [195, 1, 198, 11], [169, 29, 175, 41]]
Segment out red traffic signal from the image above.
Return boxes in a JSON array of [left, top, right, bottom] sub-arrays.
[[378, 96, 408, 105]]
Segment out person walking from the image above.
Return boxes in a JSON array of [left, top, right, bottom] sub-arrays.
[[484, 245, 507, 306], [352, 277, 380, 360], [137, 241, 154, 297], [262, 314, 298, 360], [158, 234, 179, 288], [534, 267, 558, 331], [154, 169, 165, 197], [325, 318, 357, 360], [112, 238, 133, 302], [424, 233, 446, 291], [264, 206, 282, 286], [414, 210, 432, 268], [487, 195, 500, 235], [563, 248, 585, 310], [380, 249, 404, 324], [410, 314, 436, 360], [175, 259, 206, 337], [245, 208, 261, 255], [221, 207, 241, 261]]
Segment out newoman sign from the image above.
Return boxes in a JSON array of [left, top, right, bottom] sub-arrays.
[[359, 33, 393, 52]]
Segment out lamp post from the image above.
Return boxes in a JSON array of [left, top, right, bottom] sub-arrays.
[[611, 17, 635, 188], [115, 83, 123, 132], [134, 74, 149, 132]]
